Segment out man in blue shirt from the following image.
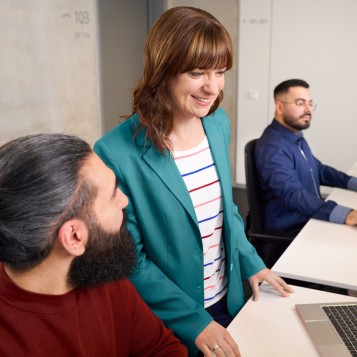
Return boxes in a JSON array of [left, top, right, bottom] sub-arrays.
[[255, 79, 357, 264]]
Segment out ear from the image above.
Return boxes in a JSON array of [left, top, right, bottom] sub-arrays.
[[275, 100, 284, 115], [57, 219, 88, 257]]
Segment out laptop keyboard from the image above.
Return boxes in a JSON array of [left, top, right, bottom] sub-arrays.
[[322, 304, 357, 357]]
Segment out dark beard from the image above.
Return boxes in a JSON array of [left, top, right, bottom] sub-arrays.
[[283, 113, 311, 131], [67, 217, 137, 289]]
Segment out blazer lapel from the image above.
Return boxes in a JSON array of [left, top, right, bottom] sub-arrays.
[[139, 138, 199, 226], [134, 115, 231, 229]]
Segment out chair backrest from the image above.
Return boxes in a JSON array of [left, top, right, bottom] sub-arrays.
[[244, 139, 293, 268], [244, 139, 264, 232]]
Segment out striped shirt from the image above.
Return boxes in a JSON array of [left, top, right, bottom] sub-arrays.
[[174, 136, 227, 308]]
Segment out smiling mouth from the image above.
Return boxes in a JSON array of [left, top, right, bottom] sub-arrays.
[[192, 95, 211, 103]]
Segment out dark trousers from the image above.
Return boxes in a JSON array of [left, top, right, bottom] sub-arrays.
[[205, 294, 233, 328]]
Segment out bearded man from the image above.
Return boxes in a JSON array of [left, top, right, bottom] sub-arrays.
[[0, 133, 187, 356], [254, 79, 357, 266]]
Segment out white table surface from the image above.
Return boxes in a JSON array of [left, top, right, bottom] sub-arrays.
[[227, 284, 357, 357], [272, 162, 357, 290]]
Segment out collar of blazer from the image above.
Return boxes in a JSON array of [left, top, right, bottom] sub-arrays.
[[130, 112, 232, 231]]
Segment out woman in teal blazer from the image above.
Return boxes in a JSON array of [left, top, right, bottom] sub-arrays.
[[95, 7, 292, 357]]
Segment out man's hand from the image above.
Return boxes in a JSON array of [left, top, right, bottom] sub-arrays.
[[195, 320, 240, 356], [248, 268, 294, 301], [345, 209, 357, 225]]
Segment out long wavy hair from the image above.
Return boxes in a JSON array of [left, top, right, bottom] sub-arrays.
[[131, 6, 233, 153]]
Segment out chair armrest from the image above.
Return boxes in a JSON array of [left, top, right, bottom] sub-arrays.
[[247, 230, 294, 242]]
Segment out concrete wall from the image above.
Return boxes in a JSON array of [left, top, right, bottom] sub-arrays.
[[98, 0, 147, 133]]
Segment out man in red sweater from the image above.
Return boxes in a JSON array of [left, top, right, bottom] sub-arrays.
[[0, 133, 187, 356]]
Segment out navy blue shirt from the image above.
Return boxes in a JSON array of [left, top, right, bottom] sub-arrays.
[[255, 119, 357, 233]]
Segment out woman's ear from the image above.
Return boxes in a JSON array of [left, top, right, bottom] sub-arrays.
[[57, 219, 88, 257]]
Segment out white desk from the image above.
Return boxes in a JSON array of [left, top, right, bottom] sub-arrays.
[[227, 284, 357, 357], [272, 162, 357, 290]]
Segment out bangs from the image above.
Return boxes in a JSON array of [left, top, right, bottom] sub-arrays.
[[174, 26, 233, 74]]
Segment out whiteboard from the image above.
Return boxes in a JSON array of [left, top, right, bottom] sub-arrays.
[[0, 0, 100, 146], [236, 0, 357, 186]]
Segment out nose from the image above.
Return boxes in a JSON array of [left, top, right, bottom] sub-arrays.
[[304, 104, 312, 114], [203, 75, 221, 94], [118, 189, 129, 208]]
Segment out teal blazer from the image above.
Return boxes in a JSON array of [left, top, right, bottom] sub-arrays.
[[94, 108, 265, 356]]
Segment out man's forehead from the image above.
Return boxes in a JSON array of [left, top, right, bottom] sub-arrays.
[[288, 86, 311, 97], [84, 153, 115, 187]]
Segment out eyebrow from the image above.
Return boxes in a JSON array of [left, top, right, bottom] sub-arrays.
[[295, 97, 313, 101], [111, 176, 119, 199]]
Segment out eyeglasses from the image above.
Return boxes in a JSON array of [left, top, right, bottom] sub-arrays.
[[280, 99, 317, 112]]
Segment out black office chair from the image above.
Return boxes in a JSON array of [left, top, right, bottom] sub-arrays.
[[244, 139, 293, 268]]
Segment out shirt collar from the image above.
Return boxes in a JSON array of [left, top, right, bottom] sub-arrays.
[[272, 118, 303, 145]]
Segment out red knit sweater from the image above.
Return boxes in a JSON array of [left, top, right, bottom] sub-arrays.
[[0, 264, 187, 356]]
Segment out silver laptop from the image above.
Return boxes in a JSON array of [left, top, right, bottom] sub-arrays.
[[296, 302, 357, 357]]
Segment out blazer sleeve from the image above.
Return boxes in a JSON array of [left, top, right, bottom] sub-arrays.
[[232, 202, 266, 279]]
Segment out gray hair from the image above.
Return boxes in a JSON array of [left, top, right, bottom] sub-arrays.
[[0, 133, 94, 271]]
